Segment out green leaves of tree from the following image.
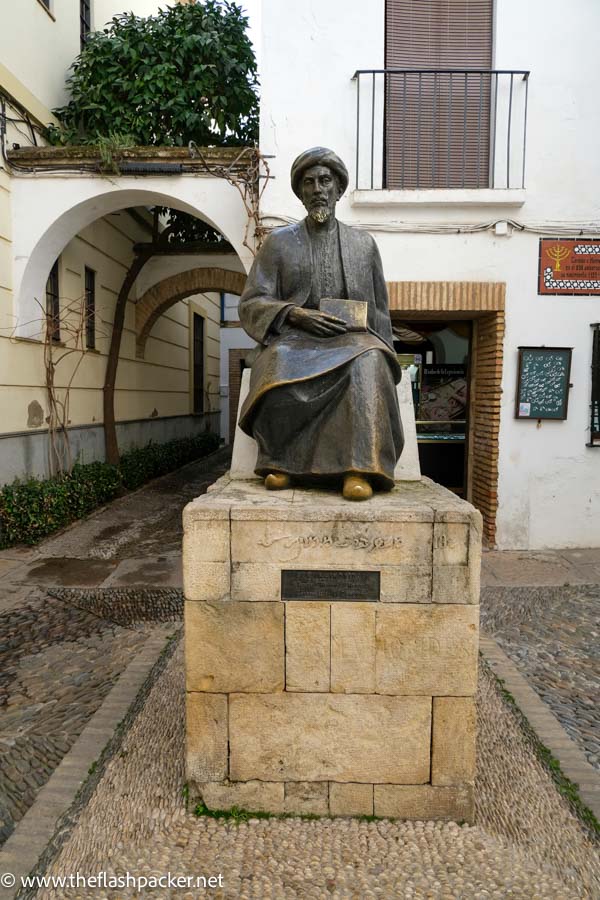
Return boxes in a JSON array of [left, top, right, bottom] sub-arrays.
[[47, 1, 258, 148]]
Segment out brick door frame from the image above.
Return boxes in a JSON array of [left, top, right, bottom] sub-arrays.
[[388, 281, 505, 546]]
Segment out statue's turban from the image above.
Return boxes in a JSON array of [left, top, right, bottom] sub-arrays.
[[290, 147, 349, 198]]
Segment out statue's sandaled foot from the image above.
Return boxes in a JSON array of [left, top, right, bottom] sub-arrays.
[[342, 474, 373, 501], [265, 472, 291, 490]]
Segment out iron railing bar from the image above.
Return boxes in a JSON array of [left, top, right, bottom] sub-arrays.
[[448, 72, 452, 188], [351, 68, 529, 192], [522, 73, 529, 188], [381, 75, 390, 189], [353, 68, 530, 77], [491, 71, 498, 189], [401, 73, 407, 190], [432, 72, 437, 188], [370, 72, 375, 190], [355, 72, 360, 189], [462, 72, 467, 188], [507, 72, 514, 188], [477, 72, 483, 188], [417, 72, 422, 188]]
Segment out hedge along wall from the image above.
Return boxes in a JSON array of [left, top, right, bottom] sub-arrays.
[[0, 433, 219, 549]]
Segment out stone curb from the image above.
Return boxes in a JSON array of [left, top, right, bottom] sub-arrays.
[[480, 633, 600, 822], [0, 628, 176, 900]]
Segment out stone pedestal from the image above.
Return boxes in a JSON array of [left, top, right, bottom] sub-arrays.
[[183, 476, 481, 821]]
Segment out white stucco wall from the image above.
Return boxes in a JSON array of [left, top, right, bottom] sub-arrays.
[[259, 0, 385, 223], [0, 0, 80, 113], [259, 0, 600, 549], [93, 0, 168, 30], [0, 1, 185, 117]]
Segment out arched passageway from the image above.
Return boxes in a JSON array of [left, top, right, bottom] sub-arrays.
[[10, 176, 252, 338], [136, 267, 247, 358]]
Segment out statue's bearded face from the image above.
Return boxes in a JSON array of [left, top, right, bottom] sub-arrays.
[[300, 165, 340, 224]]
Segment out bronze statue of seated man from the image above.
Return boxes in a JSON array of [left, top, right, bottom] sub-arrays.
[[238, 147, 404, 501]]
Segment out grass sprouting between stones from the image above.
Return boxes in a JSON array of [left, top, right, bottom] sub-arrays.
[[486, 663, 599, 837], [193, 802, 321, 825], [190, 664, 599, 838]]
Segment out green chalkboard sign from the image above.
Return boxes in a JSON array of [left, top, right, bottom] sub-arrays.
[[515, 347, 572, 420]]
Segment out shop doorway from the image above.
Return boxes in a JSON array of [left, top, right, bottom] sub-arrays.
[[387, 282, 505, 547], [394, 320, 472, 496]]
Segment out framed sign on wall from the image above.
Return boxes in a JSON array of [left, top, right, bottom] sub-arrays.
[[538, 238, 600, 295], [515, 347, 572, 421]]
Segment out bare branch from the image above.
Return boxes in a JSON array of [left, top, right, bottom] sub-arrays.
[[187, 144, 271, 255]]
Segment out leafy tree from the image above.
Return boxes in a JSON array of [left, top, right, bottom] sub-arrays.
[[47, 1, 258, 148], [160, 207, 230, 246]]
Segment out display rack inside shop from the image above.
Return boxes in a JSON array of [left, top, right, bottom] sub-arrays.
[[398, 356, 467, 441], [397, 354, 467, 494]]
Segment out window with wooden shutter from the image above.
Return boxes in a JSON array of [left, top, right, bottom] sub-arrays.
[[590, 323, 600, 447], [85, 266, 96, 350], [80, 0, 92, 49], [385, 0, 493, 188], [46, 260, 60, 343], [193, 313, 205, 415]]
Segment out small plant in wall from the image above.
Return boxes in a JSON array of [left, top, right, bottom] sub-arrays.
[[204, 379, 214, 418], [95, 133, 136, 174]]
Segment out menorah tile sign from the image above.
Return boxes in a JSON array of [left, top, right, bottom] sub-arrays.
[[538, 238, 600, 295]]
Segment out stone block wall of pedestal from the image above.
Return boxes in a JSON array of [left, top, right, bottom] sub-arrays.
[[183, 476, 481, 821]]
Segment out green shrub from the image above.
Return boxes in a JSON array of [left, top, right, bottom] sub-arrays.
[[0, 432, 220, 549], [0, 462, 121, 548], [119, 433, 219, 490], [47, 3, 258, 149]]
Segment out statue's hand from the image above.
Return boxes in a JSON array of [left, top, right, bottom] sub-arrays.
[[287, 307, 347, 337]]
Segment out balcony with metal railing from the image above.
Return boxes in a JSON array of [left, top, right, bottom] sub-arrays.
[[352, 68, 529, 203]]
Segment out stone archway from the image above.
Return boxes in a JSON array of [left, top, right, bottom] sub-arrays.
[[10, 177, 252, 338], [135, 267, 247, 358]]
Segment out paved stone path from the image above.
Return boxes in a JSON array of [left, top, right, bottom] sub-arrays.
[[0, 589, 158, 848], [482, 547, 600, 588], [1, 451, 598, 893], [481, 584, 600, 772], [0, 450, 229, 853], [34, 644, 599, 899], [0, 448, 231, 591]]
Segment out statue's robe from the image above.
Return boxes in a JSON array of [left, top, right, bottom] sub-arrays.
[[238, 218, 404, 488]]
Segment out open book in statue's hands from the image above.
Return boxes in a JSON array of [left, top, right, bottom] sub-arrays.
[[319, 298, 368, 331]]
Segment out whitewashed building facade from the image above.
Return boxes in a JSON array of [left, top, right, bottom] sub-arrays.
[[1, 0, 598, 551], [0, 0, 250, 484], [242, 0, 600, 550]]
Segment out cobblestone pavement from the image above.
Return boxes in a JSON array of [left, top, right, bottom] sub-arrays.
[[36, 644, 599, 900], [0, 452, 229, 850], [481, 584, 600, 772], [2, 453, 599, 894], [0, 589, 179, 849]]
